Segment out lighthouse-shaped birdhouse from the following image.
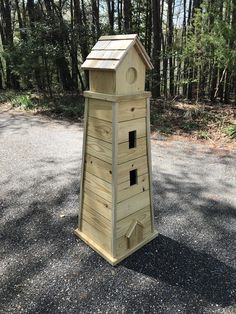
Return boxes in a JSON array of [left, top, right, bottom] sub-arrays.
[[74, 34, 158, 265]]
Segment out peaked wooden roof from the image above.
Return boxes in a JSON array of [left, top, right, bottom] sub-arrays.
[[81, 34, 153, 71]]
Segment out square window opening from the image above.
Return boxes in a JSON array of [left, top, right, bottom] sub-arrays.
[[129, 130, 136, 149], [130, 169, 138, 186]]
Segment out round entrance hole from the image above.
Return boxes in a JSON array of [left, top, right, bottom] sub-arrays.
[[126, 67, 137, 84]]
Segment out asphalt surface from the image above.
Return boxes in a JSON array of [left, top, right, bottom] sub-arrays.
[[0, 109, 236, 314]]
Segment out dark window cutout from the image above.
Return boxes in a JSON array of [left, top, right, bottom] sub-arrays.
[[130, 169, 138, 186], [129, 130, 136, 149]]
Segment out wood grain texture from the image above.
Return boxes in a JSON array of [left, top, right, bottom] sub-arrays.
[[83, 189, 112, 221], [85, 154, 112, 183], [81, 219, 111, 252], [74, 228, 158, 266], [116, 222, 152, 257], [82, 35, 153, 71], [117, 155, 148, 184], [126, 221, 143, 249], [83, 91, 151, 102], [117, 190, 150, 221], [86, 136, 112, 164], [118, 117, 146, 143], [88, 98, 112, 121], [87, 50, 125, 60], [111, 102, 119, 257], [91, 40, 111, 50], [78, 98, 88, 229], [118, 99, 146, 121], [76, 34, 156, 264], [105, 39, 133, 50], [87, 117, 112, 143], [82, 203, 111, 235], [116, 46, 146, 95], [90, 71, 116, 94], [117, 172, 149, 202], [116, 206, 151, 238], [82, 59, 119, 70], [146, 97, 155, 233], [84, 172, 112, 203], [118, 137, 147, 164]]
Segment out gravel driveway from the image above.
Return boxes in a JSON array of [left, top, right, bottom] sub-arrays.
[[0, 109, 236, 313]]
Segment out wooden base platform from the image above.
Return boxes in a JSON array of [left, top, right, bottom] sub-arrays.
[[74, 228, 158, 266]]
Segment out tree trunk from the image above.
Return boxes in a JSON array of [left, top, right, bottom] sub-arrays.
[[124, 0, 132, 33], [91, 0, 100, 42], [70, 0, 78, 90], [107, 0, 114, 33], [187, 0, 202, 100], [0, 0, 20, 89], [151, 0, 161, 98], [167, 0, 174, 97], [74, 0, 89, 87], [117, 0, 122, 32]]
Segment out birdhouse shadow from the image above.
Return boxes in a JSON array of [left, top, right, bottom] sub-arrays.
[[122, 234, 236, 307]]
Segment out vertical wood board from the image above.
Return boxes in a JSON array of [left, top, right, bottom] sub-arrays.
[[78, 98, 89, 229]]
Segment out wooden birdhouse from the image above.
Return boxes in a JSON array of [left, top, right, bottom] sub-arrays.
[[74, 34, 158, 265]]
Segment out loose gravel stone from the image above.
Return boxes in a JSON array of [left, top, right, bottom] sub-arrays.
[[0, 110, 235, 314]]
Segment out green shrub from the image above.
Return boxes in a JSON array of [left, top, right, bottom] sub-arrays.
[[12, 94, 33, 109], [197, 130, 209, 140], [224, 124, 236, 139], [159, 126, 174, 134]]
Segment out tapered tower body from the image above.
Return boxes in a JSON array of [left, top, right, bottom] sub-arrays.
[[74, 34, 158, 265]]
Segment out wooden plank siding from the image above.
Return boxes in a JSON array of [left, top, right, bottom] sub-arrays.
[[116, 221, 152, 257], [87, 117, 112, 143], [84, 154, 112, 183], [117, 172, 149, 202], [116, 190, 150, 221], [118, 137, 147, 164], [118, 118, 146, 143], [87, 98, 146, 122], [118, 99, 146, 121], [84, 172, 112, 203], [117, 155, 148, 184], [86, 136, 112, 164], [81, 219, 112, 252], [88, 98, 112, 121], [83, 189, 112, 221], [116, 206, 151, 239]]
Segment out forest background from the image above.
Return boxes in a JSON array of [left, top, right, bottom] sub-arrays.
[[0, 0, 235, 142]]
